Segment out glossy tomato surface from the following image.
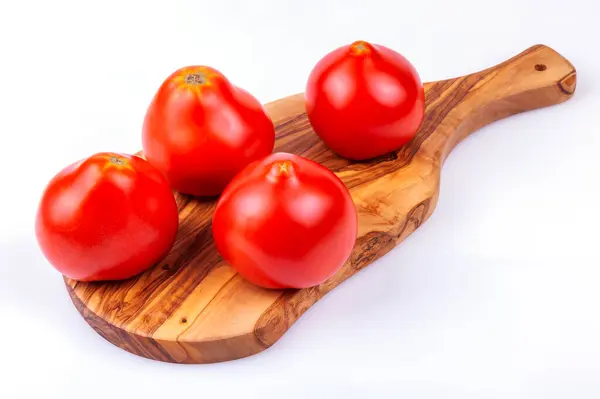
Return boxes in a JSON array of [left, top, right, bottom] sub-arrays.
[[306, 41, 425, 160], [35, 153, 179, 281], [142, 66, 275, 197], [212, 153, 358, 289]]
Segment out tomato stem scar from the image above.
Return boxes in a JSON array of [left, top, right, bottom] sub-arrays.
[[268, 161, 295, 181], [354, 42, 366, 51], [109, 156, 126, 165], [185, 73, 206, 85], [277, 161, 291, 174], [350, 40, 372, 55]]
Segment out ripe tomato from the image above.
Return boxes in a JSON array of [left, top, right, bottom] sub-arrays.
[[35, 153, 179, 281], [305, 40, 425, 160], [142, 66, 276, 197], [212, 152, 357, 289]]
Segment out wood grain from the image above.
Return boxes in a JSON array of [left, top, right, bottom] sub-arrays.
[[65, 45, 576, 364]]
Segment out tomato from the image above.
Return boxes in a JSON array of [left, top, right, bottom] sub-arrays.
[[35, 153, 179, 281], [212, 152, 357, 289], [142, 66, 276, 197], [305, 40, 425, 160]]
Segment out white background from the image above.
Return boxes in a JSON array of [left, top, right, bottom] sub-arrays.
[[1, 0, 598, 397]]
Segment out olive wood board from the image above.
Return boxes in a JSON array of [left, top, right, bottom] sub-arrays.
[[65, 44, 577, 364]]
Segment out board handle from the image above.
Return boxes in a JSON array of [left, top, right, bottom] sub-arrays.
[[433, 44, 577, 162]]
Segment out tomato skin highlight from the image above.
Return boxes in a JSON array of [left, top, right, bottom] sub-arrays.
[[305, 41, 425, 161], [35, 153, 179, 282], [212, 153, 358, 289], [142, 66, 275, 197]]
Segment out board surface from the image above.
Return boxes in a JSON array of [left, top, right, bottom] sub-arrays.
[[65, 45, 576, 364]]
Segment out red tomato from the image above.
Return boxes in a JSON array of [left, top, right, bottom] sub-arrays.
[[142, 66, 275, 197], [212, 152, 357, 289], [305, 40, 425, 160], [35, 153, 179, 281]]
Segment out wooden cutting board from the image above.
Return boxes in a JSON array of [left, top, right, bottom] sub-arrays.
[[65, 45, 576, 364]]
